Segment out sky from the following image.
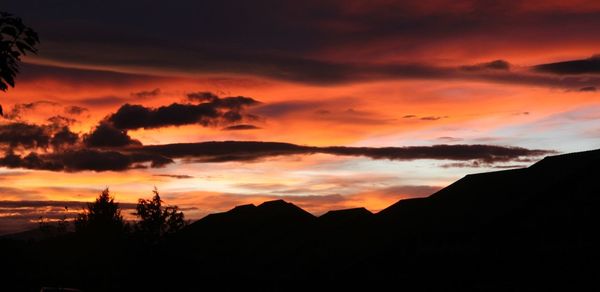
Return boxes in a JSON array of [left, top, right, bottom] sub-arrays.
[[1, 0, 600, 234]]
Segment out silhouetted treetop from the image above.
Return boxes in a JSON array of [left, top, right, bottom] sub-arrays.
[[75, 188, 126, 237], [135, 188, 185, 241]]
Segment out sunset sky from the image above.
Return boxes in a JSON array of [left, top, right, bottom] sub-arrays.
[[2, 0, 600, 234]]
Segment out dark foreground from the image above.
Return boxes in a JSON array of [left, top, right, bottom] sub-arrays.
[[2, 149, 600, 291]]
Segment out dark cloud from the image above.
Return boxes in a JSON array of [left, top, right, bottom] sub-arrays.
[[579, 86, 597, 92], [4, 140, 552, 172], [533, 55, 600, 75], [107, 94, 260, 130], [461, 60, 511, 71], [2, 101, 58, 120], [222, 124, 261, 131], [0, 151, 62, 171], [137, 141, 309, 163], [64, 105, 88, 115], [0, 122, 51, 149], [50, 126, 79, 150], [131, 88, 161, 98], [0, 148, 172, 172], [0, 141, 553, 171], [317, 144, 554, 163], [402, 115, 417, 118], [108, 103, 218, 129], [137, 141, 554, 164], [0, 121, 169, 172], [83, 122, 141, 147], [0, 120, 81, 152], [57, 150, 137, 171], [1, 94, 268, 171]]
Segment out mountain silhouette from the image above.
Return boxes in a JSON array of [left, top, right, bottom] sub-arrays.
[[2, 149, 600, 291], [319, 207, 373, 223], [369, 149, 600, 290], [378, 148, 600, 233], [183, 199, 315, 237], [1, 223, 67, 241]]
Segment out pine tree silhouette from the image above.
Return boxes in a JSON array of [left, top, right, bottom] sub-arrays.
[[75, 188, 127, 238], [135, 187, 185, 242]]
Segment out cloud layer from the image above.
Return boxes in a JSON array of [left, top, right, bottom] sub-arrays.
[[0, 139, 553, 172], [0, 90, 556, 172], [107, 95, 260, 130], [5, 1, 600, 88], [534, 55, 600, 75]]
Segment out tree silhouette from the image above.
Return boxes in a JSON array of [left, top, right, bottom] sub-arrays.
[[36, 207, 70, 238], [75, 188, 127, 238], [1, 11, 40, 115], [135, 187, 185, 241]]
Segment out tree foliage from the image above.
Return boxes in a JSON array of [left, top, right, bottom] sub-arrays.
[[135, 188, 185, 240], [75, 188, 127, 237], [1, 11, 40, 116], [37, 207, 70, 238], [0, 11, 39, 91]]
